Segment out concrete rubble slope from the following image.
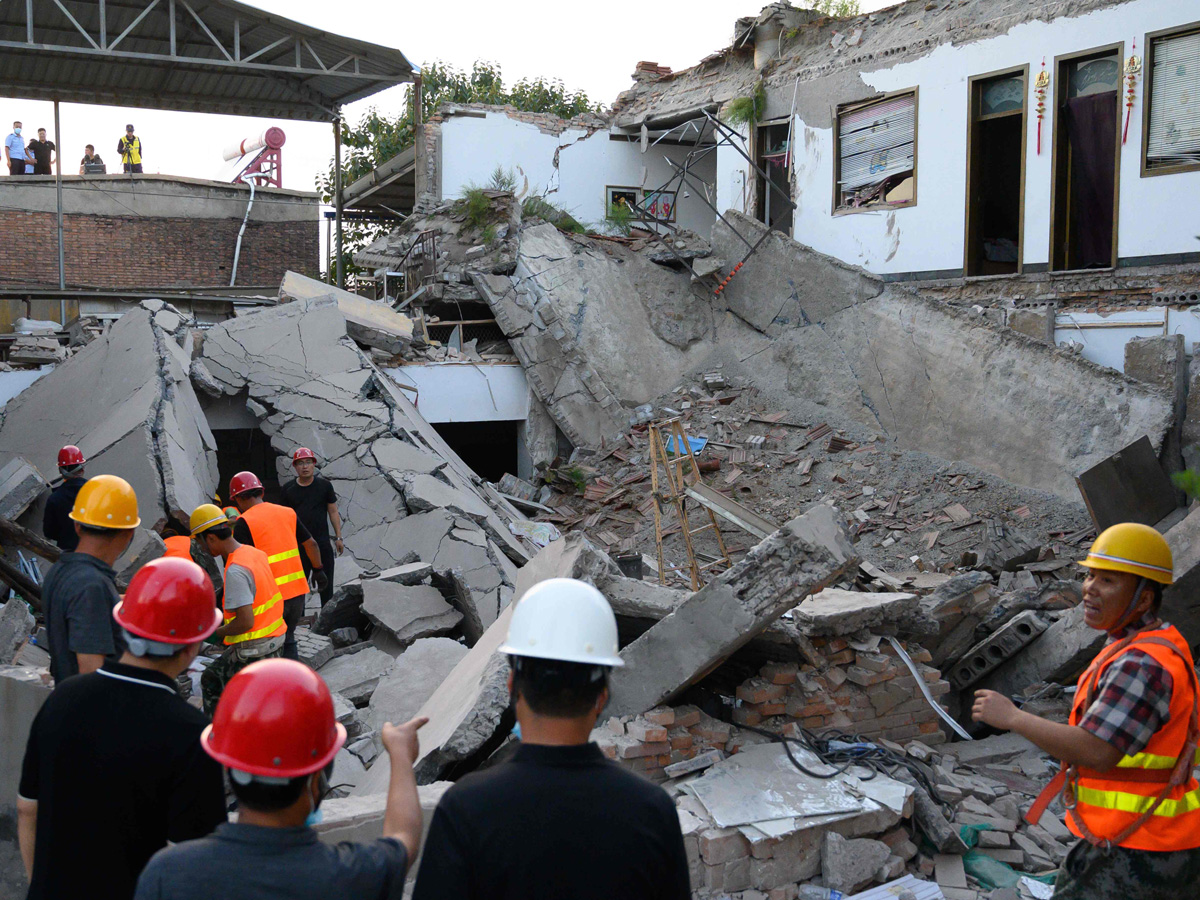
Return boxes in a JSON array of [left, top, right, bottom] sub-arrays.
[[199, 295, 528, 621], [607, 503, 858, 718], [0, 302, 219, 526], [366, 636, 469, 737]]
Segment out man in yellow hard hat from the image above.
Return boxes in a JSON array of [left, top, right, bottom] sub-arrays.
[[40, 474, 141, 682], [973, 523, 1200, 900], [189, 503, 286, 714]]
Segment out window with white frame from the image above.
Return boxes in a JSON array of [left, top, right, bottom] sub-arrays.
[[834, 91, 917, 211], [1145, 26, 1200, 174]]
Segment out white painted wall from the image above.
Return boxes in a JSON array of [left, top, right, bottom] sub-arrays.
[[0, 366, 51, 409], [384, 363, 530, 424], [787, 0, 1200, 275], [1054, 306, 1200, 372], [439, 112, 718, 235], [716, 127, 751, 217]]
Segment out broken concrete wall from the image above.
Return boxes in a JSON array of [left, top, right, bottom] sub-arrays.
[[199, 296, 528, 625], [473, 222, 719, 447], [0, 302, 219, 526], [710, 212, 1174, 499]]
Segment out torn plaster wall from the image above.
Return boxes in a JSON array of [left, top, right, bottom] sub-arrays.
[[0, 302, 218, 527], [199, 297, 528, 621], [436, 108, 718, 235]]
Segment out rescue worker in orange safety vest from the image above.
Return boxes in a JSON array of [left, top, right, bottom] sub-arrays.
[[973, 523, 1200, 900], [228, 471, 325, 661], [162, 532, 193, 560], [190, 503, 285, 714]]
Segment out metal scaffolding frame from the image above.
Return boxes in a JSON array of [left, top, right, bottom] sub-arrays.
[[622, 110, 797, 294]]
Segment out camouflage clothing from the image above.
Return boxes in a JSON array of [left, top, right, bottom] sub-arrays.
[[1053, 837, 1200, 899], [200, 636, 284, 715]]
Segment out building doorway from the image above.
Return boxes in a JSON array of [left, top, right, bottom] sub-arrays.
[[754, 120, 793, 233], [1050, 46, 1123, 270], [965, 68, 1028, 276]]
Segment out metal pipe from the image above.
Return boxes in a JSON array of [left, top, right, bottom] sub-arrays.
[[334, 114, 344, 288], [54, 100, 65, 318], [230, 173, 269, 287]]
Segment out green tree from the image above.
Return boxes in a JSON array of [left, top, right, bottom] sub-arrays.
[[319, 60, 602, 284], [811, 0, 861, 16]]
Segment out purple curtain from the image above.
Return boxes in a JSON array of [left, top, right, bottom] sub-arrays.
[[1064, 92, 1117, 268]]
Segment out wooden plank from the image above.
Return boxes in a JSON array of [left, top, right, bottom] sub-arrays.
[[1075, 435, 1178, 531], [684, 481, 779, 540]]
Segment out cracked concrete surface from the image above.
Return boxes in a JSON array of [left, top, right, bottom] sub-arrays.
[[0, 302, 218, 527], [199, 296, 529, 616]]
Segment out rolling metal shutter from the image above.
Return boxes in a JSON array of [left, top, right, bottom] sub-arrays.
[[837, 94, 916, 193]]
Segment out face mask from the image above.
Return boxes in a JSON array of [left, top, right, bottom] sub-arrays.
[[305, 808, 324, 827], [13, 128, 20, 135]]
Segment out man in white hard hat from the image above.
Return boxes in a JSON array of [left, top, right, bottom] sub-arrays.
[[412, 577, 691, 900]]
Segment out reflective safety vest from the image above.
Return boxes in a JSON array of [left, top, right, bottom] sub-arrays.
[[163, 535, 192, 560], [223, 545, 285, 646], [1062, 624, 1200, 851], [238, 502, 308, 601]]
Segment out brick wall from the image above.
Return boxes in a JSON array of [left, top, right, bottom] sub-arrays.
[[1, 209, 318, 289]]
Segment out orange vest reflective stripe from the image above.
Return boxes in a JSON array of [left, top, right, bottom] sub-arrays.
[[238, 502, 308, 601], [1066, 624, 1200, 851], [163, 536, 192, 560], [223, 545, 286, 646]]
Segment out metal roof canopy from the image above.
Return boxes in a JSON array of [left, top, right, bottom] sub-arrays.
[[0, 0, 416, 121], [342, 143, 415, 216]]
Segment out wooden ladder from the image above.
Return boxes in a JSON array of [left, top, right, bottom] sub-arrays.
[[648, 417, 732, 590]]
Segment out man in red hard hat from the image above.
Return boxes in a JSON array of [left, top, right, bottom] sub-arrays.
[[42, 444, 87, 551], [18, 558, 227, 900], [228, 471, 326, 661], [280, 447, 344, 609], [134, 659, 427, 900]]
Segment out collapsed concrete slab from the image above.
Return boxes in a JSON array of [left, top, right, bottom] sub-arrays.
[[607, 504, 858, 718], [362, 580, 462, 649], [0, 303, 219, 526], [366, 637, 469, 737], [792, 589, 920, 637], [279, 270, 414, 354], [978, 603, 1103, 696], [0, 458, 47, 520], [317, 646, 395, 705], [199, 296, 529, 614], [0, 599, 34, 665]]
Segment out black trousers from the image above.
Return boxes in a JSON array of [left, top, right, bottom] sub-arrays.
[[281, 596, 305, 660], [9, 159, 28, 175], [123, 163, 143, 173]]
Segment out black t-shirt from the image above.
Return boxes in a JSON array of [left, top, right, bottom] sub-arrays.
[[41, 551, 125, 682], [279, 476, 337, 542], [412, 742, 691, 900], [42, 476, 86, 550], [134, 824, 408, 900], [20, 661, 227, 900], [27, 138, 54, 169]]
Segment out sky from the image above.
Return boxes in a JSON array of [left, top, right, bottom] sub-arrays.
[[2, 0, 895, 195]]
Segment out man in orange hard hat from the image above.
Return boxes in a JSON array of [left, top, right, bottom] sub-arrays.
[[41, 474, 141, 682], [974, 523, 1200, 899], [42, 445, 87, 551], [280, 447, 344, 609], [18, 558, 227, 900], [134, 659, 426, 900], [190, 503, 285, 714], [229, 471, 325, 661]]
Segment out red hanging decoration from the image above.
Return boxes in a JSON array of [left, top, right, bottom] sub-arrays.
[[1123, 42, 1141, 145], [1034, 59, 1049, 155]]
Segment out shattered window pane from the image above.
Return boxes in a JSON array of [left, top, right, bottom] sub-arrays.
[[1147, 28, 1200, 171], [835, 92, 916, 211]]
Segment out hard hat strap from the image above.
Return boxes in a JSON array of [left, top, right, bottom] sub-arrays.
[[1109, 576, 1149, 635]]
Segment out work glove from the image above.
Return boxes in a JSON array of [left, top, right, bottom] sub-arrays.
[[313, 569, 329, 593]]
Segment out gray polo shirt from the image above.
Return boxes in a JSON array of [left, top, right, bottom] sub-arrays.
[[134, 823, 408, 900], [41, 552, 125, 683]]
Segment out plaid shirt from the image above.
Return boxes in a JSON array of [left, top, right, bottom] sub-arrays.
[[1076, 613, 1173, 757]]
